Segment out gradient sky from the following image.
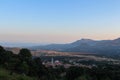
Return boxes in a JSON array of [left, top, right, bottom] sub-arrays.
[[0, 0, 120, 43]]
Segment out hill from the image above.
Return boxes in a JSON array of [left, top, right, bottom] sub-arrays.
[[30, 38, 120, 55]]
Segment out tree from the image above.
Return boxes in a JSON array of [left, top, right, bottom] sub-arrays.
[[0, 47, 14, 66], [17, 61, 29, 74], [0, 46, 6, 64], [0, 46, 5, 52], [18, 49, 32, 62], [3, 51, 14, 67], [66, 66, 84, 80], [31, 57, 46, 77]]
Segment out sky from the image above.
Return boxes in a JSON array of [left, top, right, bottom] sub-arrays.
[[0, 0, 120, 44]]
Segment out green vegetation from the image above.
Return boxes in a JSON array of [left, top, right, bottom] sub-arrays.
[[0, 45, 120, 80], [0, 46, 54, 80], [0, 68, 36, 80]]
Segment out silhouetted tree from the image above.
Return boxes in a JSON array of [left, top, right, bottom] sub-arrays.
[[0, 46, 5, 52], [0, 46, 6, 64], [18, 48, 32, 62], [17, 61, 29, 74], [66, 66, 84, 80]]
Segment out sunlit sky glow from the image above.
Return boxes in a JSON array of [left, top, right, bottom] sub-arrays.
[[0, 0, 120, 43]]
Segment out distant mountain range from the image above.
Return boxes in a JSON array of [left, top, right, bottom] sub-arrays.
[[30, 38, 120, 55]]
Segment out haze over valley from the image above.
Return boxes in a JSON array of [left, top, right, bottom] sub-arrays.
[[1, 0, 120, 80]]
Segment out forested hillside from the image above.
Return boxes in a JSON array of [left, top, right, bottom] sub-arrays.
[[0, 46, 120, 80]]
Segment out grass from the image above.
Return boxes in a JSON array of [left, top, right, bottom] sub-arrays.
[[0, 68, 36, 80]]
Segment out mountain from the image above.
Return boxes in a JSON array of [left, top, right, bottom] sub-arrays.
[[30, 38, 120, 55]]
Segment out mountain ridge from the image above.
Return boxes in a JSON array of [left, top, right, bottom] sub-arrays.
[[30, 38, 120, 55]]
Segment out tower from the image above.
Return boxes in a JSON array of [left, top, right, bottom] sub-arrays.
[[51, 57, 54, 65]]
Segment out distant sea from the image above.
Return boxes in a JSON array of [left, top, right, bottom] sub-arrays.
[[0, 42, 46, 48]]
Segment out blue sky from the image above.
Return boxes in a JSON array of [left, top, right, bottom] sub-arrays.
[[0, 0, 120, 43]]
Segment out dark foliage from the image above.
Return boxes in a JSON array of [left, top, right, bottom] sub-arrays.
[[0, 45, 120, 80]]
